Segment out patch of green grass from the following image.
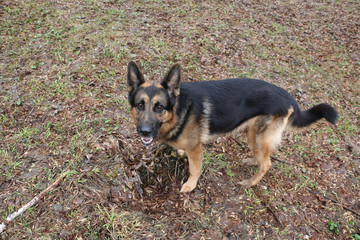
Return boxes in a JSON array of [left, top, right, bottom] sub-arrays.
[[244, 188, 262, 205], [278, 205, 287, 211], [203, 150, 235, 178], [191, 213, 212, 231], [49, 79, 74, 99], [328, 220, 341, 234], [275, 162, 294, 178], [95, 205, 150, 238], [0, 114, 10, 126], [0, 149, 11, 163], [297, 173, 318, 190], [352, 234, 360, 240], [20, 126, 38, 138], [336, 118, 359, 138]]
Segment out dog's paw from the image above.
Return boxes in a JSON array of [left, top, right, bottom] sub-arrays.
[[180, 181, 196, 192], [241, 158, 258, 166], [239, 179, 253, 187]]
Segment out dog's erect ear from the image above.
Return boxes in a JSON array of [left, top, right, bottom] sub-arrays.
[[161, 64, 181, 97], [127, 61, 145, 92]]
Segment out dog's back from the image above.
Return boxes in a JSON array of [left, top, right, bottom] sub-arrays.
[[179, 78, 301, 135]]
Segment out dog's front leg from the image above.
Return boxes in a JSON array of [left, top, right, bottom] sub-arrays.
[[180, 143, 203, 192]]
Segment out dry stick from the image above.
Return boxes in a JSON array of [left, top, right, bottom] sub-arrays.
[[0, 170, 74, 233], [306, 188, 360, 217], [253, 189, 282, 227], [270, 156, 292, 165], [230, 136, 245, 148], [266, 203, 283, 227]]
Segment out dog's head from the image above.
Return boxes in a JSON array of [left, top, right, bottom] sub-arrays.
[[127, 61, 181, 145]]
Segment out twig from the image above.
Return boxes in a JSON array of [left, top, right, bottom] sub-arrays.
[[230, 136, 244, 148], [270, 156, 292, 165], [266, 203, 282, 227], [0, 170, 75, 233], [253, 189, 282, 227], [306, 188, 360, 217]]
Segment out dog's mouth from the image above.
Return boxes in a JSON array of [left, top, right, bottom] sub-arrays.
[[140, 136, 154, 146]]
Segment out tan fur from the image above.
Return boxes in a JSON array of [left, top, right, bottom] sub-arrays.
[[140, 81, 153, 88], [131, 108, 139, 124], [156, 114, 204, 192], [151, 95, 166, 107], [180, 143, 203, 192], [131, 93, 149, 124], [157, 108, 178, 139], [240, 107, 294, 186], [173, 116, 201, 149], [155, 83, 163, 89]]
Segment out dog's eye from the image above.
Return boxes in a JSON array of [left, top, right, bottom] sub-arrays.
[[137, 102, 144, 110], [155, 104, 164, 112]]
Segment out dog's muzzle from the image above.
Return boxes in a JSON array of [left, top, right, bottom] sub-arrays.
[[138, 124, 155, 146]]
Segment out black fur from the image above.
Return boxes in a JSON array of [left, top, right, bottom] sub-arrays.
[[169, 78, 337, 138], [127, 61, 144, 91], [291, 103, 338, 127]]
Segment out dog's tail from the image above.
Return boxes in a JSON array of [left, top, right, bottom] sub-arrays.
[[290, 103, 338, 128]]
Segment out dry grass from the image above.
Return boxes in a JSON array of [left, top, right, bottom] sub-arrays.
[[1, 0, 359, 239]]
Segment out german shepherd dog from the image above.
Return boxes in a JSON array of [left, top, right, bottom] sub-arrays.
[[127, 61, 338, 192]]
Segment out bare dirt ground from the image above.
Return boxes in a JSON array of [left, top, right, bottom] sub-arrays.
[[1, 0, 359, 239]]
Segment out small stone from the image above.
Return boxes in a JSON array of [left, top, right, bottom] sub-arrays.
[[52, 204, 64, 212]]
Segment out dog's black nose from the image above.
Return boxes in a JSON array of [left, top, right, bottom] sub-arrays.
[[138, 125, 153, 137]]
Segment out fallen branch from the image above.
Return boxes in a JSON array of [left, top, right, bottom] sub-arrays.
[[230, 136, 245, 148], [270, 156, 292, 165], [266, 203, 282, 227], [253, 189, 282, 227], [306, 188, 360, 217], [0, 170, 76, 233]]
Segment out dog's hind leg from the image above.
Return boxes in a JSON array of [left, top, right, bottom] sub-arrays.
[[180, 143, 203, 192], [240, 113, 290, 187], [241, 123, 259, 166], [239, 138, 272, 187]]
